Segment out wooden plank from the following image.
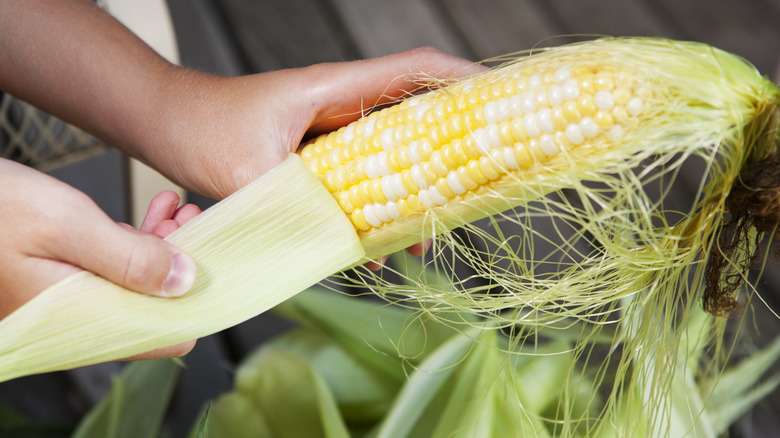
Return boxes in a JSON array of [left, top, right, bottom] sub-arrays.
[[651, 0, 780, 74], [328, 0, 469, 58], [437, 0, 563, 61], [539, 0, 681, 39], [216, 0, 359, 71]]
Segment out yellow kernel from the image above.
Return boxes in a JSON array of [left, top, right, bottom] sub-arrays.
[[433, 102, 449, 123], [448, 139, 470, 166], [414, 122, 428, 139], [417, 139, 434, 161], [594, 73, 615, 91], [403, 108, 416, 124], [369, 179, 388, 204], [463, 112, 481, 131], [406, 194, 421, 212], [488, 148, 508, 172], [400, 169, 418, 193], [317, 155, 330, 173], [440, 144, 459, 170], [513, 142, 533, 167], [395, 110, 406, 125], [577, 95, 597, 117], [423, 109, 436, 127], [553, 131, 570, 150], [490, 82, 504, 99], [456, 166, 480, 191], [358, 180, 373, 205], [397, 145, 412, 169], [498, 121, 514, 146], [612, 87, 632, 104], [478, 86, 491, 104], [579, 74, 596, 95], [428, 150, 450, 177], [437, 124, 451, 145], [346, 139, 362, 159], [446, 115, 465, 139], [435, 177, 456, 199], [421, 162, 440, 185], [466, 160, 488, 185], [594, 111, 614, 128], [323, 170, 337, 192], [348, 185, 365, 209], [563, 101, 582, 122], [502, 79, 515, 96], [337, 192, 354, 214], [510, 118, 527, 141], [462, 136, 481, 159], [396, 199, 413, 217], [478, 155, 500, 180], [307, 157, 321, 175], [514, 77, 528, 94], [611, 105, 630, 123], [465, 88, 480, 110], [299, 143, 314, 160], [426, 127, 442, 149], [353, 157, 367, 181], [401, 125, 416, 143], [351, 210, 371, 231], [551, 107, 568, 131], [366, 134, 383, 154]]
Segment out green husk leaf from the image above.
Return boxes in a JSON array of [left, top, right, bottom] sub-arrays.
[[71, 359, 180, 438], [0, 155, 365, 382]]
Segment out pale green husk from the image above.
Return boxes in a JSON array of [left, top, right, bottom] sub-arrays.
[[0, 155, 365, 381]]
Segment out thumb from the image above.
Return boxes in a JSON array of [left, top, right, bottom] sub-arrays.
[[65, 219, 197, 298]]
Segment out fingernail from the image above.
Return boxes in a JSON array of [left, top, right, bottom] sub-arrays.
[[161, 252, 197, 297]]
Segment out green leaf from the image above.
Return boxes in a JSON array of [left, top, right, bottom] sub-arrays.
[[202, 393, 272, 438], [231, 347, 350, 438], [374, 329, 477, 438], [71, 359, 181, 438], [188, 403, 211, 438]]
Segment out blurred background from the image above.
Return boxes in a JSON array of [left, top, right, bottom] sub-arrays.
[[2, 0, 780, 436]]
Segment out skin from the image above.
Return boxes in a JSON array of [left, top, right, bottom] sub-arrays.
[[0, 0, 482, 358]]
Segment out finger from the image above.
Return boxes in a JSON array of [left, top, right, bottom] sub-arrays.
[[406, 239, 433, 257], [173, 203, 201, 226], [121, 339, 197, 361], [366, 255, 389, 271], [306, 47, 487, 134], [152, 219, 181, 238], [140, 191, 181, 233], [58, 209, 197, 298]]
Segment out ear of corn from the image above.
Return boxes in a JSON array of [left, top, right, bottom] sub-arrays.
[[0, 37, 777, 389]]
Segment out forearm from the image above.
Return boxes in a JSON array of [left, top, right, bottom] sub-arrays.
[[0, 0, 191, 160]]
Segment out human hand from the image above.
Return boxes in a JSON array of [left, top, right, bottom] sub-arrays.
[[0, 159, 197, 324]]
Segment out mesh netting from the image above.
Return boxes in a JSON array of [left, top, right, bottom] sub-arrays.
[[0, 92, 107, 171]]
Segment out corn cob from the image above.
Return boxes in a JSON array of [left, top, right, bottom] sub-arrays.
[[0, 37, 777, 382]]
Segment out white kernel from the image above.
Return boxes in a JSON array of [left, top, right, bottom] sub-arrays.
[[547, 84, 563, 106], [627, 97, 643, 116], [579, 117, 599, 138], [343, 124, 355, 145], [410, 165, 428, 189], [365, 154, 380, 179], [561, 78, 580, 101], [497, 98, 512, 121], [447, 170, 467, 195], [607, 124, 624, 141], [529, 73, 542, 89], [539, 134, 559, 156], [502, 146, 519, 170], [376, 151, 391, 176], [520, 91, 536, 114], [380, 176, 398, 202], [419, 190, 435, 208], [473, 128, 491, 154], [485, 124, 502, 149], [372, 203, 391, 223], [414, 101, 431, 122], [595, 91, 615, 111], [534, 91, 548, 108], [536, 108, 554, 133], [428, 185, 449, 205], [381, 128, 395, 151], [363, 204, 382, 228], [484, 101, 498, 124], [523, 114, 541, 138], [390, 173, 408, 199], [408, 141, 421, 165], [509, 95, 524, 118], [565, 123, 585, 145], [363, 118, 376, 137], [554, 66, 571, 83], [385, 201, 402, 220]]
